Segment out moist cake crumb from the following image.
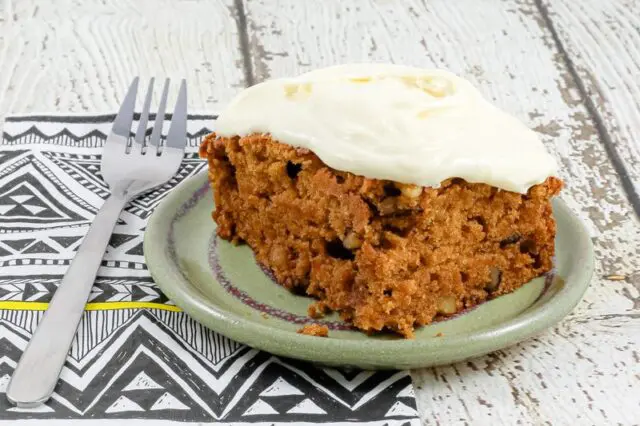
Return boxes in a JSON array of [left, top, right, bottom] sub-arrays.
[[297, 324, 329, 337], [308, 301, 330, 319]]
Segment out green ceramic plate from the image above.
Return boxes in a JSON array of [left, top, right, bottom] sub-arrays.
[[144, 172, 594, 370]]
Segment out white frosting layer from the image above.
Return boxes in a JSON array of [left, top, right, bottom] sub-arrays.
[[215, 63, 557, 193]]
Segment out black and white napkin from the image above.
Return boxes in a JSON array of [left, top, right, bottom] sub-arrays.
[[0, 114, 420, 425]]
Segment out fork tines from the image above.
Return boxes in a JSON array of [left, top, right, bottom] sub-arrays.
[[111, 77, 187, 155]]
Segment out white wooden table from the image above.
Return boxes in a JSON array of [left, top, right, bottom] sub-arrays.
[[2, 0, 639, 424]]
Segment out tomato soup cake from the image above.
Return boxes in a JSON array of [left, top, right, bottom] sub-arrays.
[[200, 64, 562, 338]]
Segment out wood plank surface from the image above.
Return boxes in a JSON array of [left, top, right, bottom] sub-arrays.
[[540, 0, 640, 215], [242, 0, 640, 424], [0, 0, 246, 121]]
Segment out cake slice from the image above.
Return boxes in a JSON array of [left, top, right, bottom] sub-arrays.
[[200, 64, 562, 338]]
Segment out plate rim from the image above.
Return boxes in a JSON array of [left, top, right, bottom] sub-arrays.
[[144, 172, 594, 369]]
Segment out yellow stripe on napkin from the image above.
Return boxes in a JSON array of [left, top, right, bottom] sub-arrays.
[[0, 301, 182, 312]]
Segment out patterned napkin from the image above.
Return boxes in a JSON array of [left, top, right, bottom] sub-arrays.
[[0, 114, 419, 425]]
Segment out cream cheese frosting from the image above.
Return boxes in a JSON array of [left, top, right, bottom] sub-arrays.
[[215, 63, 557, 193]]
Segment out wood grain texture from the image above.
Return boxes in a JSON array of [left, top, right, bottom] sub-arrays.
[[242, 0, 640, 424], [540, 0, 640, 215], [0, 0, 246, 122]]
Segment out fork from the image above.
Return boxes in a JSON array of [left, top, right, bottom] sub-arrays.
[[6, 77, 188, 408]]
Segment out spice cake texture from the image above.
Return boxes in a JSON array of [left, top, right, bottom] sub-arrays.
[[200, 64, 562, 338]]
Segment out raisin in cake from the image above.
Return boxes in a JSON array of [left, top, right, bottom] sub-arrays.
[[199, 63, 562, 338]]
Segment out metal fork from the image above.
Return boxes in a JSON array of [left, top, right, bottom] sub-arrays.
[[6, 77, 188, 408]]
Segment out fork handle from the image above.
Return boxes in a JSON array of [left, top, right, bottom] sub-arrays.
[[7, 193, 128, 407]]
